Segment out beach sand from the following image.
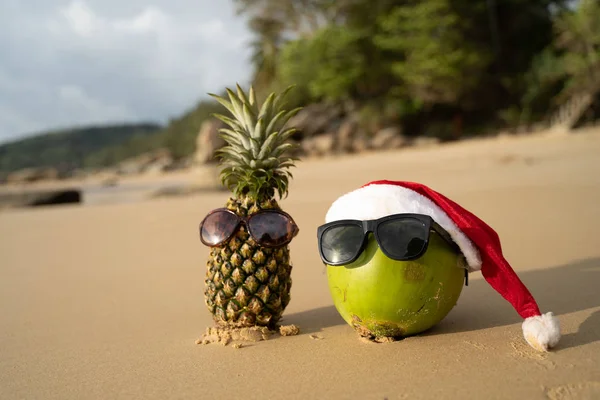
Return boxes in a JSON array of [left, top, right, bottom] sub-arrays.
[[1, 128, 600, 399]]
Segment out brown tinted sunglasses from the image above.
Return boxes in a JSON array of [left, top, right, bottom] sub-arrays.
[[199, 208, 299, 248]]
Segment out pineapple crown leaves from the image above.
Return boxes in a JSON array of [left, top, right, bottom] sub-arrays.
[[207, 84, 302, 201]]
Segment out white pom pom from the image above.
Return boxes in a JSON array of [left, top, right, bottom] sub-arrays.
[[522, 312, 561, 352]]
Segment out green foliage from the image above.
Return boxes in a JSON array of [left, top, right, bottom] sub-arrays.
[[279, 26, 368, 102], [161, 98, 226, 160], [553, 0, 600, 95], [500, 0, 600, 127], [0, 124, 162, 174], [254, 0, 600, 135], [83, 131, 167, 168], [516, 48, 566, 125], [374, 0, 489, 107]]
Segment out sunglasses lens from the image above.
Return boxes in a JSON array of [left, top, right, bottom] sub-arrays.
[[248, 211, 297, 247], [376, 218, 428, 260], [200, 211, 239, 246], [321, 225, 364, 264]]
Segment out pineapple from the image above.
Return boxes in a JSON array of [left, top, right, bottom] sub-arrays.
[[203, 84, 302, 329]]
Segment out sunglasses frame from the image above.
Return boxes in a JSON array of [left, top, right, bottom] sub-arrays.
[[199, 207, 299, 248], [317, 213, 463, 267]]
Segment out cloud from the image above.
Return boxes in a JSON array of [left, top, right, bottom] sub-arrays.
[[0, 0, 253, 143], [60, 1, 98, 36]]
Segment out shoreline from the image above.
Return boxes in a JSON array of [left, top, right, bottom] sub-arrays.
[[1, 125, 598, 206]]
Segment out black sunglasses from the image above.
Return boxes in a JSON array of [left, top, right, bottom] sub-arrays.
[[317, 213, 468, 283]]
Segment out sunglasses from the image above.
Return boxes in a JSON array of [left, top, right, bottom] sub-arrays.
[[199, 208, 299, 248], [317, 213, 464, 267]]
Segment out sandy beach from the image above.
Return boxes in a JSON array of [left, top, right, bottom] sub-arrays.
[[1, 128, 600, 400]]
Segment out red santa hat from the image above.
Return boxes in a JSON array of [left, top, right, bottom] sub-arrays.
[[325, 179, 560, 352]]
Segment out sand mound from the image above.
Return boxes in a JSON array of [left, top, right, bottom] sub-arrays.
[[196, 324, 301, 348]]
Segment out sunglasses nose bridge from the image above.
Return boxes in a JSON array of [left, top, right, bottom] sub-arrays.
[[236, 219, 249, 234], [363, 220, 375, 234]]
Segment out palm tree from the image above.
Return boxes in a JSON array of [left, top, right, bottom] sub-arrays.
[[233, 0, 341, 34], [248, 15, 285, 91], [234, 0, 335, 92]]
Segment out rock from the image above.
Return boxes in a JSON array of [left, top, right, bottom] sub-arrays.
[[411, 137, 441, 147], [163, 158, 193, 172], [39, 168, 59, 181], [371, 127, 406, 150], [300, 138, 316, 156], [101, 177, 119, 187], [117, 161, 144, 176], [194, 119, 226, 165], [301, 133, 335, 157], [336, 120, 357, 153], [109, 150, 174, 177], [287, 103, 343, 138], [0, 189, 82, 209], [5, 168, 59, 184], [10, 169, 37, 183], [28, 190, 81, 206], [279, 324, 300, 336], [313, 133, 336, 155], [144, 162, 167, 175], [68, 169, 91, 180], [150, 185, 227, 199], [351, 132, 371, 153], [142, 150, 172, 174], [392, 137, 408, 148]]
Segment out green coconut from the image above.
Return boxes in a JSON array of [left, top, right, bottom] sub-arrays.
[[326, 231, 467, 341]]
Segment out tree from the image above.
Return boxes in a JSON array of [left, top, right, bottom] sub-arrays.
[[233, 0, 362, 92], [231, 0, 592, 138], [248, 16, 285, 91], [545, 0, 600, 130], [374, 0, 488, 108], [278, 26, 368, 103], [233, 0, 345, 35], [553, 0, 600, 96], [233, 0, 331, 92]]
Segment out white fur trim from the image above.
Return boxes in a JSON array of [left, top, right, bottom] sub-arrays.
[[522, 312, 561, 352], [325, 184, 482, 271]]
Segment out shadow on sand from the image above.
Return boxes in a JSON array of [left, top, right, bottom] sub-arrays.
[[278, 305, 346, 335], [425, 256, 600, 350], [282, 257, 600, 349]]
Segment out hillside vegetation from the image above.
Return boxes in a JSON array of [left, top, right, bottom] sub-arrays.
[[0, 123, 162, 175]]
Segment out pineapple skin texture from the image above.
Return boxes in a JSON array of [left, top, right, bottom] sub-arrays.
[[204, 196, 293, 328]]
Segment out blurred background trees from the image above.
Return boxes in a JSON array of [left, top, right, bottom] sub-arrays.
[[1, 0, 599, 176]]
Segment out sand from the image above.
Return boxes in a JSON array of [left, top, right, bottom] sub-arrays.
[[1, 128, 600, 400]]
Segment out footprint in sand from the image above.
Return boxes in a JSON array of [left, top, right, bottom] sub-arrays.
[[464, 340, 488, 351], [545, 381, 600, 400], [509, 338, 556, 370]]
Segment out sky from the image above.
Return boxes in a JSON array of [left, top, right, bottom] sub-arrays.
[[0, 0, 253, 144]]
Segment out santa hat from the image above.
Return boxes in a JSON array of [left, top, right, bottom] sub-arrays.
[[325, 179, 560, 352]]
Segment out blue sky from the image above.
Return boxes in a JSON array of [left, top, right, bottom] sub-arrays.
[[0, 0, 253, 144]]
